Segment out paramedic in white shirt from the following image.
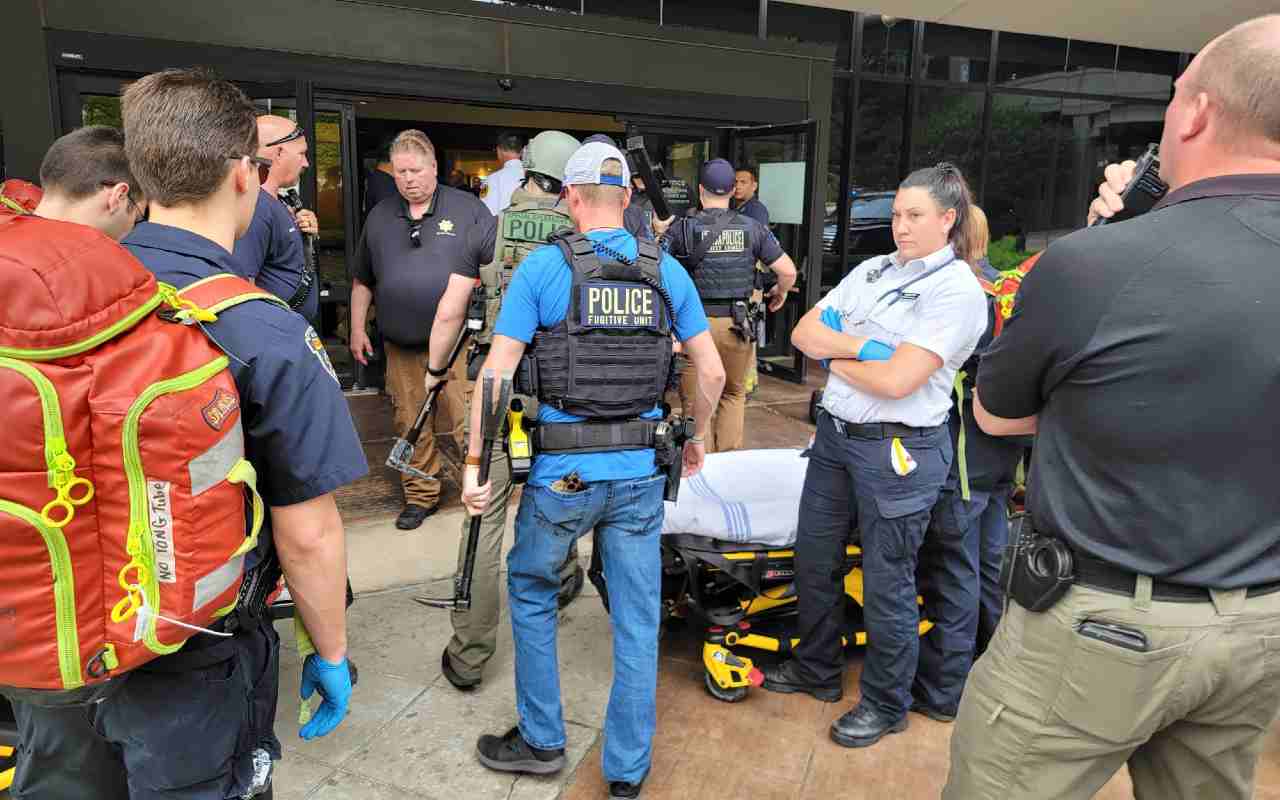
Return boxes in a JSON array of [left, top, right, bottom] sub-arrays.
[[758, 163, 987, 751], [479, 130, 527, 215]]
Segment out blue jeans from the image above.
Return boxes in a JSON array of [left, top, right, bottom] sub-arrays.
[[914, 483, 1012, 713], [792, 411, 951, 718], [507, 472, 666, 785]]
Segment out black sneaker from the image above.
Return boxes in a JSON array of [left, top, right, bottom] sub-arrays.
[[609, 779, 644, 799], [476, 727, 565, 775], [439, 648, 480, 692], [396, 503, 437, 530]]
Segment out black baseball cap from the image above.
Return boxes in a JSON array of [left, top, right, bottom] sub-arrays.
[[700, 159, 735, 195]]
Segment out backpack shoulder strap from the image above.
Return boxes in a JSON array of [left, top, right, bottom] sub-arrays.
[[174, 273, 291, 320]]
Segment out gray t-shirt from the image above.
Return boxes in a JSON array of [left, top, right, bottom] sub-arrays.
[[354, 185, 491, 347]]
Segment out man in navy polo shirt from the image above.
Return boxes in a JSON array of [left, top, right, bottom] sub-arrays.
[[231, 114, 320, 325]]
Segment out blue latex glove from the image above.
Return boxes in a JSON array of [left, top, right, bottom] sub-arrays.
[[818, 308, 894, 367], [299, 653, 352, 740]]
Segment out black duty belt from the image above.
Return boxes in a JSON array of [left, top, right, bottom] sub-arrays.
[[703, 301, 749, 318], [533, 420, 658, 454], [825, 412, 940, 440], [1073, 551, 1280, 603]]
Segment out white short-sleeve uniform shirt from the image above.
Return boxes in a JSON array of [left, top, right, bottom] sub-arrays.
[[816, 243, 987, 428], [480, 158, 526, 216]]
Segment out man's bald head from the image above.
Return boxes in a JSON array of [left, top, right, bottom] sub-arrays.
[[255, 114, 309, 189], [257, 115, 297, 146], [1189, 15, 1280, 147]]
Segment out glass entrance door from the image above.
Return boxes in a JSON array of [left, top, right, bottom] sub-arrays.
[[730, 121, 819, 383]]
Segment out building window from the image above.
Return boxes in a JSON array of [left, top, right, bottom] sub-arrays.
[[911, 88, 985, 187], [1118, 46, 1181, 100], [861, 15, 914, 78], [995, 32, 1069, 87], [588, 0, 659, 24], [768, 2, 854, 68], [822, 78, 851, 289], [663, 0, 758, 36], [920, 23, 991, 84]]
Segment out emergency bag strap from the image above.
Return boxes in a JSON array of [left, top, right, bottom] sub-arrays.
[[533, 420, 659, 454], [685, 211, 737, 269], [0, 195, 30, 215], [953, 371, 972, 502]]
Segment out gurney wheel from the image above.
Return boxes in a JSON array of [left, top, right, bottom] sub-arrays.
[[704, 672, 747, 703]]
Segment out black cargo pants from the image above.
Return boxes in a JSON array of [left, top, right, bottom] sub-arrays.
[[6, 618, 280, 800]]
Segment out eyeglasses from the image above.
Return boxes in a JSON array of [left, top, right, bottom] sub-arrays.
[[227, 154, 273, 170], [101, 181, 147, 224], [264, 126, 304, 148], [408, 219, 423, 248]]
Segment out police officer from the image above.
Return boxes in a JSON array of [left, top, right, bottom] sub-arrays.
[[947, 17, 1280, 799], [655, 158, 797, 453], [760, 164, 987, 751], [4, 69, 368, 800], [910, 204, 1025, 722], [419, 130, 587, 691], [581, 134, 655, 241], [464, 141, 724, 800], [231, 114, 320, 326], [730, 166, 769, 226]]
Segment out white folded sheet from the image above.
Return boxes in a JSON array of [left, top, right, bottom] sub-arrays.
[[662, 448, 809, 548]]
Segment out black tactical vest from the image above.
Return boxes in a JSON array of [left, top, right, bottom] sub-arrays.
[[683, 208, 757, 302], [519, 233, 674, 420]]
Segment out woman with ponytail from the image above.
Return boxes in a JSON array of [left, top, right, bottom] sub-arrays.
[[758, 162, 988, 750]]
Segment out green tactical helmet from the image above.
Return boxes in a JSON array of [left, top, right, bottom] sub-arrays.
[[522, 131, 582, 183]]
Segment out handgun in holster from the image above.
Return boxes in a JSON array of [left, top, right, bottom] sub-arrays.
[[653, 416, 695, 503], [466, 284, 489, 380], [224, 551, 285, 634], [998, 514, 1075, 612], [506, 398, 533, 484]]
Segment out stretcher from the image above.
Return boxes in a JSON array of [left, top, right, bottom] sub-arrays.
[[658, 449, 933, 702]]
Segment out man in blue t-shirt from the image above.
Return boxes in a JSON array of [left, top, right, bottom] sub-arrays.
[[463, 142, 725, 799]]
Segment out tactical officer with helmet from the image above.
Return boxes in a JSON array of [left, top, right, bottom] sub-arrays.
[[419, 131, 587, 691], [463, 141, 724, 800], [655, 159, 797, 453]]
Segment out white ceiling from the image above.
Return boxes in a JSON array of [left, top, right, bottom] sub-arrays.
[[783, 0, 1275, 53]]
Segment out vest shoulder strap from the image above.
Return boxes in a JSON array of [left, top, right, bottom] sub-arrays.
[[175, 273, 291, 320]]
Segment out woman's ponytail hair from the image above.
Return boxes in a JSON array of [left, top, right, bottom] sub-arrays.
[[899, 161, 973, 259]]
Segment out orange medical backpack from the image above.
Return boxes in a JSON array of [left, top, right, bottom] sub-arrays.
[[0, 179, 42, 216], [977, 251, 1043, 336], [0, 214, 286, 692]]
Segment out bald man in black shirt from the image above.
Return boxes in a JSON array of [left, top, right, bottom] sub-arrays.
[[944, 15, 1280, 800]]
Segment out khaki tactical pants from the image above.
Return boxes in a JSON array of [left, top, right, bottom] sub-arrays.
[[680, 316, 753, 453], [384, 341, 467, 508], [944, 582, 1280, 800], [445, 387, 579, 682]]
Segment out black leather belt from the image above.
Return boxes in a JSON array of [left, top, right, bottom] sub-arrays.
[[1073, 551, 1280, 603], [824, 411, 940, 440]]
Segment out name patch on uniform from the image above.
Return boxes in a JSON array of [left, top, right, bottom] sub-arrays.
[[580, 282, 658, 328], [502, 210, 565, 244], [146, 479, 177, 584], [701, 228, 746, 254], [201, 388, 238, 431]]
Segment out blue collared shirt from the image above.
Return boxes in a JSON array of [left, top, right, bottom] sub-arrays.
[[230, 188, 319, 325], [123, 223, 368, 520], [816, 243, 987, 428]]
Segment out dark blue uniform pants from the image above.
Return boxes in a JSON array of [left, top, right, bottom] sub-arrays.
[[5, 618, 280, 800], [792, 411, 951, 718], [913, 483, 1012, 714]]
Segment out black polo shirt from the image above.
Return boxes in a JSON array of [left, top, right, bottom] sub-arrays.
[[978, 174, 1280, 588], [354, 185, 490, 348]]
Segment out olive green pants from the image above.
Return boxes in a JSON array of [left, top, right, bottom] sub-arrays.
[[944, 582, 1280, 800], [445, 395, 579, 682]]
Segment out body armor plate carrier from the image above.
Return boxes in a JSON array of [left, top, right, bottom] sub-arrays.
[[516, 232, 675, 420]]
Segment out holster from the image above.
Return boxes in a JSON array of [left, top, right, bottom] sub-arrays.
[[999, 515, 1075, 612], [729, 300, 754, 342]]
